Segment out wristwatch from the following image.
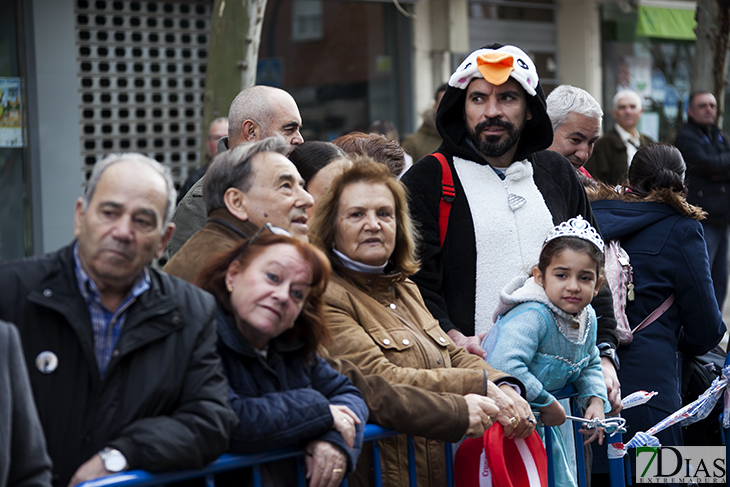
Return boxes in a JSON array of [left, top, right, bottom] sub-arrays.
[[99, 447, 128, 473], [597, 343, 620, 370]]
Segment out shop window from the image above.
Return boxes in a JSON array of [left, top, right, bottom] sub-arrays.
[[292, 0, 323, 41], [260, 0, 413, 141], [598, 3, 717, 141], [469, 0, 555, 23]]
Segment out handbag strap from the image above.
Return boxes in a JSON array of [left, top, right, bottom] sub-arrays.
[[631, 293, 675, 335]]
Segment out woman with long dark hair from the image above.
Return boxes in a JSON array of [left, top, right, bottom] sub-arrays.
[[589, 144, 726, 482]]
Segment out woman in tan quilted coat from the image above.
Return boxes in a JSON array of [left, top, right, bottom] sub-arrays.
[[308, 159, 536, 487]]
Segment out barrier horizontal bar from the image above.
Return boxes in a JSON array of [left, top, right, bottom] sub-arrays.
[[77, 424, 402, 487]]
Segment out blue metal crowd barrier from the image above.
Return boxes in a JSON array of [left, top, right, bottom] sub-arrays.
[[78, 425, 403, 487], [547, 385, 626, 487], [725, 352, 730, 474], [78, 388, 627, 487]]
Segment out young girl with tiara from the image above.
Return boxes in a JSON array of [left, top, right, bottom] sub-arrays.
[[481, 215, 610, 487]]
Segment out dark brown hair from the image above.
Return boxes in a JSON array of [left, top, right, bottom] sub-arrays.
[[627, 144, 686, 197], [308, 157, 420, 277], [537, 237, 604, 278], [288, 141, 347, 187], [195, 233, 331, 359]]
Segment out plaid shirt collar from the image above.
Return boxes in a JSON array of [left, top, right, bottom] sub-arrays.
[[73, 242, 150, 310]]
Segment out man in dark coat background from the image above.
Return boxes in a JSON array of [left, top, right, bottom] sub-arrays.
[[675, 90, 730, 310], [585, 89, 654, 185], [0, 153, 237, 487]]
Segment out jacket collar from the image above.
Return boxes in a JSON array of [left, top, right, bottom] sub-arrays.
[[206, 207, 260, 240], [495, 275, 587, 342], [687, 117, 717, 136], [216, 307, 304, 358], [333, 262, 402, 300], [27, 243, 184, 377], [588, 184, 706, 222]]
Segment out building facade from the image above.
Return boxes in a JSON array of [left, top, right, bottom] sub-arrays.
[[2, 0, 726, 261]]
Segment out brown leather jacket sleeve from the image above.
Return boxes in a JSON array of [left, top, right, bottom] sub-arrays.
[[322, 351, 469, 443]]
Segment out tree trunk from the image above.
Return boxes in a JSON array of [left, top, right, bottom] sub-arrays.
[[199, 0, 267, 164], [691, 0, 730, 123]]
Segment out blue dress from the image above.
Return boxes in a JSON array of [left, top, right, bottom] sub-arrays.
[[482, 276, 609, 486]]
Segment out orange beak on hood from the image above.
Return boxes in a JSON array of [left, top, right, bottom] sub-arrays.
[[476, 52, 514, 86]]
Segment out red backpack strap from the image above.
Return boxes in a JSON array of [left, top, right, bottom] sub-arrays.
[[431, 152, 454, 247]]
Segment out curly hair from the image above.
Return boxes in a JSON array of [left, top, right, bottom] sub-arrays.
[[332, 132, 406, 177], [195, 232, 331, 360]]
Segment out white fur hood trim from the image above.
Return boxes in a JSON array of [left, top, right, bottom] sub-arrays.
[[494, 275, 589, 343]]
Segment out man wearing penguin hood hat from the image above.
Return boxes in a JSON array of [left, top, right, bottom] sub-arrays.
[[401, 44, 620, 408]]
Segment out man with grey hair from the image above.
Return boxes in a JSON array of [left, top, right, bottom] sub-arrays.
[[546, 85, 603, 185], [545, 85, 622, 412], [163, 136, 313, 282], [0, 153, 237, 487], [585, 89, 654, 185], [169, 86, 304, 257]]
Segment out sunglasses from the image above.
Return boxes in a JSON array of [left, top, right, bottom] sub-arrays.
[[565, 415, 627, 436], [236, 222, 293, 260]]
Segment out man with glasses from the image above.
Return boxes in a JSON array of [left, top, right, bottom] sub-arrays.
[[163, 136, 313, 283]]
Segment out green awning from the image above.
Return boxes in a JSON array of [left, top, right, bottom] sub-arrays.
[[636, 5, 696, 40]]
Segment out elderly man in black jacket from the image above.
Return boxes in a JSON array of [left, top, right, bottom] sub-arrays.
[[0, 154, 238, 487]]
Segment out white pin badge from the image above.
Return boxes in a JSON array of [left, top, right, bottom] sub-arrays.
[[35, 351, 58, 374]]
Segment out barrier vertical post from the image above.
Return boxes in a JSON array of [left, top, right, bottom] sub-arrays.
[[296, 456, 306, 487], [571, 400, 587, 487], [606, 432, 625, 487], [252, 465, 262, 487], [407, 435, 417, 487], [545, 425, 555, 487], [372, 439, 383, 487], [445, 442, 454, 487]]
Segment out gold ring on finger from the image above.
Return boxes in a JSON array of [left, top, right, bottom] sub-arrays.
[[332, 468, 343, 474], [509, 416, 518, 428]]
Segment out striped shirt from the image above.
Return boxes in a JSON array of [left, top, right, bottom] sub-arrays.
[[73, 243, 150, 378]]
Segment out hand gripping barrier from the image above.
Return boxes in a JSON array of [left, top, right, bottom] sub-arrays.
[[77, 389, 625, 487]]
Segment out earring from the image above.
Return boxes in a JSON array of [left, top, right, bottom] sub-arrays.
[[226, 284, 233, 293]]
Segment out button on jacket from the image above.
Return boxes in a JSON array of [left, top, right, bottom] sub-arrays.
[[323, 264, 511, 487], [0, 244, 238, 487]]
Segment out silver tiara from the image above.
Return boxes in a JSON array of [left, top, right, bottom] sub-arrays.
[[544, 216, 604, 252]]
